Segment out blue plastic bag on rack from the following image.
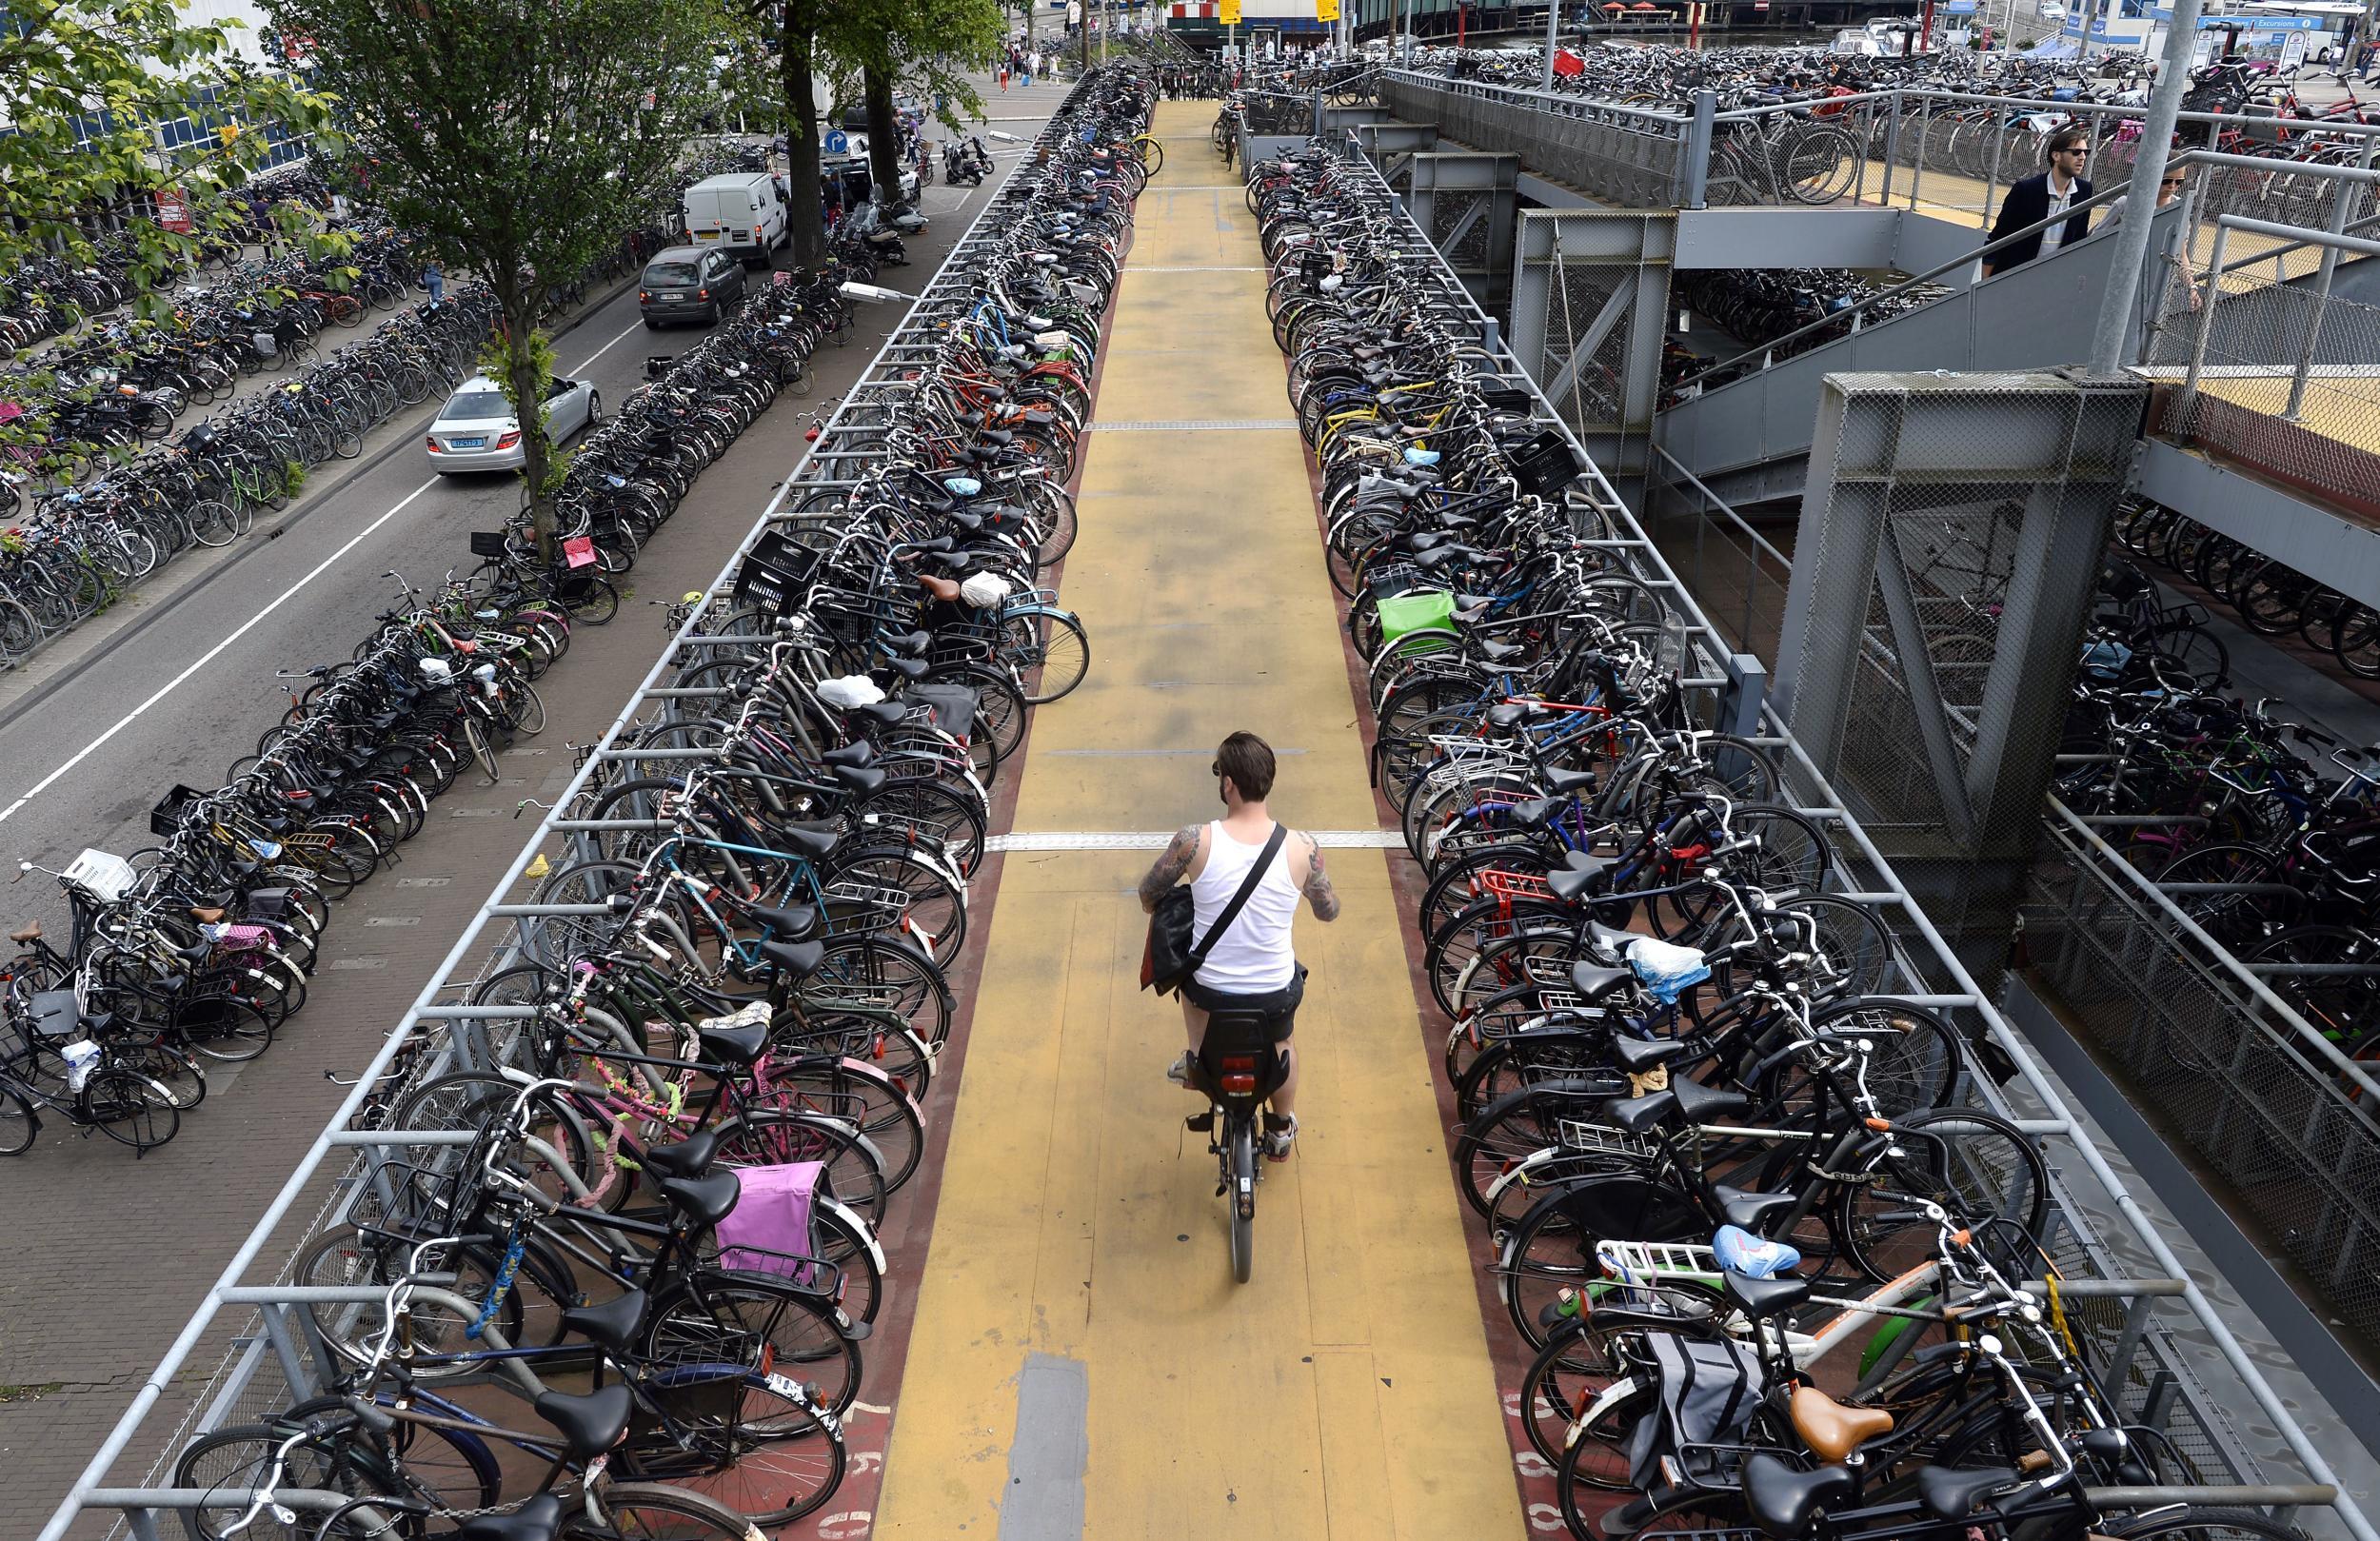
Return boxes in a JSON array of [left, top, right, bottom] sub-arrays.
[[2080, 639, 2132, 681], [1627, 936, 1711, 1005]]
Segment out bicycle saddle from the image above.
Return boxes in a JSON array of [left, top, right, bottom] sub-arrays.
[[832, 762, 886, 795], [751, 902, 819, 940], [658, 1169, 741, 1230], [455, 1492, 565, 1541], [1508, 796, 1561, 831], [1546, 858, 1613, 903], [558, 1287, 646, 1355], [1604, 1087, 1676, 1134], [1476, 638, 1523, 663], [1673, 1076, 1750, 1124], [1609, 1034, 1687, 1074], [1485, 701, 1544, 729], [532, 1384, 635, 1460], [1712, 1182, 1799, 1233], [763, 938, 825, 979], [1789, 1386, 1894, 1464], [777, 821, 840, 859], [819, 741, 874, 771], [1721, 1269, 1811, 1320], [854, 700, 911, 728], [1743, 1452, 1854, 1540], [1586, 919, 1634, 960], [697, 1019, 769, 1068], [1713, 1222, 1800, 1280], [1568, 960, 1634, 998], [642, 1127, 720, 1178], [1544, 765, 1596, 796], [9, 920, 40, 942], [1916, 1465, 2019, 1520]]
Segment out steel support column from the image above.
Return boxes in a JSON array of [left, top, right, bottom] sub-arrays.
[[1405, 152, 1519, 314], [1508, 208, 1674, 481]]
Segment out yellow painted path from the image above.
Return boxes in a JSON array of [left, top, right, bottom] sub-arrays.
[[868, 103, 1525, 1540]]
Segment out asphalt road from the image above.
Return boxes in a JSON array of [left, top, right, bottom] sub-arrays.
[[0, 82, 1061, 1540]]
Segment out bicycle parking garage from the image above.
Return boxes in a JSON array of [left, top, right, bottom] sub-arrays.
[[20, 22, 2380, 1541]]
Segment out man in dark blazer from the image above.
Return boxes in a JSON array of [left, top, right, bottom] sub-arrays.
[[1983, 126, 2094, 277]]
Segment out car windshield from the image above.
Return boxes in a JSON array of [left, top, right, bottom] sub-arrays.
[[442, 391, 512, 422], [645, 263, 700, 286]]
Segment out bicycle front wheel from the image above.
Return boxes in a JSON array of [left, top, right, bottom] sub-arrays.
[[0, 1083, 36, 1155]]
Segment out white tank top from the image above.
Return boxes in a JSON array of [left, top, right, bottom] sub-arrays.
[[1189, 820, 1300, 993]]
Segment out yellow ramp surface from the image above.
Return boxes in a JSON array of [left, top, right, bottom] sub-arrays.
[[869, 103, 1523, 1539]]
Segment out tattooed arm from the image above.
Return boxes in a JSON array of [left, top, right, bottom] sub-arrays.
[[1138, 823, 1202, 914], [1298, 831, 1342, 922]]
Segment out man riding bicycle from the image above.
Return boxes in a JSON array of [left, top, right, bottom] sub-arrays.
[[1137, 731, 1340, 1159]]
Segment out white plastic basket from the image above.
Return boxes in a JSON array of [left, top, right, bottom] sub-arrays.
[[64, 848, 137, 902]]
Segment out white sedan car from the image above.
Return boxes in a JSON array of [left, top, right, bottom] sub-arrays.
[[426, 375, 600, 474], [2039, 2, 2067, 18]]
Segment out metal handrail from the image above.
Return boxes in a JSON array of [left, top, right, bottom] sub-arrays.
[[1673, 163, 2162, 393], [2045, 795, 2380, 1108]]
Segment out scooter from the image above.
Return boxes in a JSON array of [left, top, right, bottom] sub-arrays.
[[943, 135, 992, 186], [1182, 1009, 1291, 1283]]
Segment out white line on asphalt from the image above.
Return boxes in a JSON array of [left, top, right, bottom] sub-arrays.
[[570, 320, 645, 372], [0, 476, 442, 824]]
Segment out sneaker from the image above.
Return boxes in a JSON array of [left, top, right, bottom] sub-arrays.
[[1165, 1051, 1194, 1086], [1262, 1113, 1298, 1161]]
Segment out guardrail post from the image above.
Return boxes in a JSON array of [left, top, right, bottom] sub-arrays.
[[1722, 655, 1767, 740], [1680, 89, 1715, 210], [1878, 90, 1901, 208], [2176, 216, 2229, 429], [2284, 132, 2375, 421]]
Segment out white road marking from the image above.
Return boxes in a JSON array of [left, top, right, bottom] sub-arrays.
[[988, 829, 1402, 852], [570, 320, 645, 372], [0, 477, 442, 823]]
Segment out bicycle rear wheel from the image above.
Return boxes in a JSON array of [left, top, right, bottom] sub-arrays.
[[0, 1083, 35, 1155], [585, 1482, 774, 1540], [82, 1067, 180, 1151]]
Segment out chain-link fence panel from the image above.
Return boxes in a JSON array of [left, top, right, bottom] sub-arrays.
[[1377, 70, 1684, 207], [2148, 218, 2380, 524]]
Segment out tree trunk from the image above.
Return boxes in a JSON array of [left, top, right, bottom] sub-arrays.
[[863, 66, 902, 209], [781, 5, 827, 273], [492, 278, 556, 563]]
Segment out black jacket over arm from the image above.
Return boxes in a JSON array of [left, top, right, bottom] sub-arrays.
[[1987, 171, 2092, 272]]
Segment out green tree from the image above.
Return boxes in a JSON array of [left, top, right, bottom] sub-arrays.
[[739, 0, 999, 274], [0, 0, 338, 300], [267, 0, 722, 556]]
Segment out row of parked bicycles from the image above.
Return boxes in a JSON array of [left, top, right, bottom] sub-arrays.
[[132, 65, 1150, 1541], [1402, 39, 2379, 227], [0, 212, 886, 1157], [1253, 137, 2278, 1541], [2042, 535, 2380, 1077]]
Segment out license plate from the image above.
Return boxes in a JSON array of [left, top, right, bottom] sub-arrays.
[[450, 437, 486, 448]]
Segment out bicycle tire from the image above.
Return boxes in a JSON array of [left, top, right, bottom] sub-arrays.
[[643, 1274, 863, 1418], [83, 1066, 180, 1150], [1839, 1105, 2050, 1282], [0, 1082, 36, 1154], [579, 1481, 776, 1540]]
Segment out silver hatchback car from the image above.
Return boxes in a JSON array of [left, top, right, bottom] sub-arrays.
[[426, 375, 600, 474]]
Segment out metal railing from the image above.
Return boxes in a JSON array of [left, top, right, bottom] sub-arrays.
[[1371, 70, 2380, 237], [2157, 203, 2380, 522], [32, 71, 1106, 1541], [1319, 129, 2376, 1539], [2023, 799, 2380, 1354]]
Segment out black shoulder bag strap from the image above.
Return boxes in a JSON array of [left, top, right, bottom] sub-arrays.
[[1188, 822, 1289, 974]]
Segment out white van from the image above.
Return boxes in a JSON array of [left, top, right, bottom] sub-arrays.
[[683, 172, 789, 266]]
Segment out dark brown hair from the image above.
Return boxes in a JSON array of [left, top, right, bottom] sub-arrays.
[[2045, 126, 2091, 163], [1216, 731, 1276, 802]]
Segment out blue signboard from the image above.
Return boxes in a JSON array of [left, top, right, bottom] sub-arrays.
[[823, 128, 849, 154]]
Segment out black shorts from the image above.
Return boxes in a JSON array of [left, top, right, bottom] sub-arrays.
[[1182, 963, 1306, 1042]]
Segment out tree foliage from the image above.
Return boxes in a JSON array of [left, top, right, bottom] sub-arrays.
[[0, 0, 338, 297], [729, 0, 1002, 272], [266, 0, 723, 552]]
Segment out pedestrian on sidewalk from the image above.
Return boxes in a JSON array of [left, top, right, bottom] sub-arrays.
[[422, 260, 444, 309], [1138, 731, 1342, 1161], [999, 62, 1010, 91]]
